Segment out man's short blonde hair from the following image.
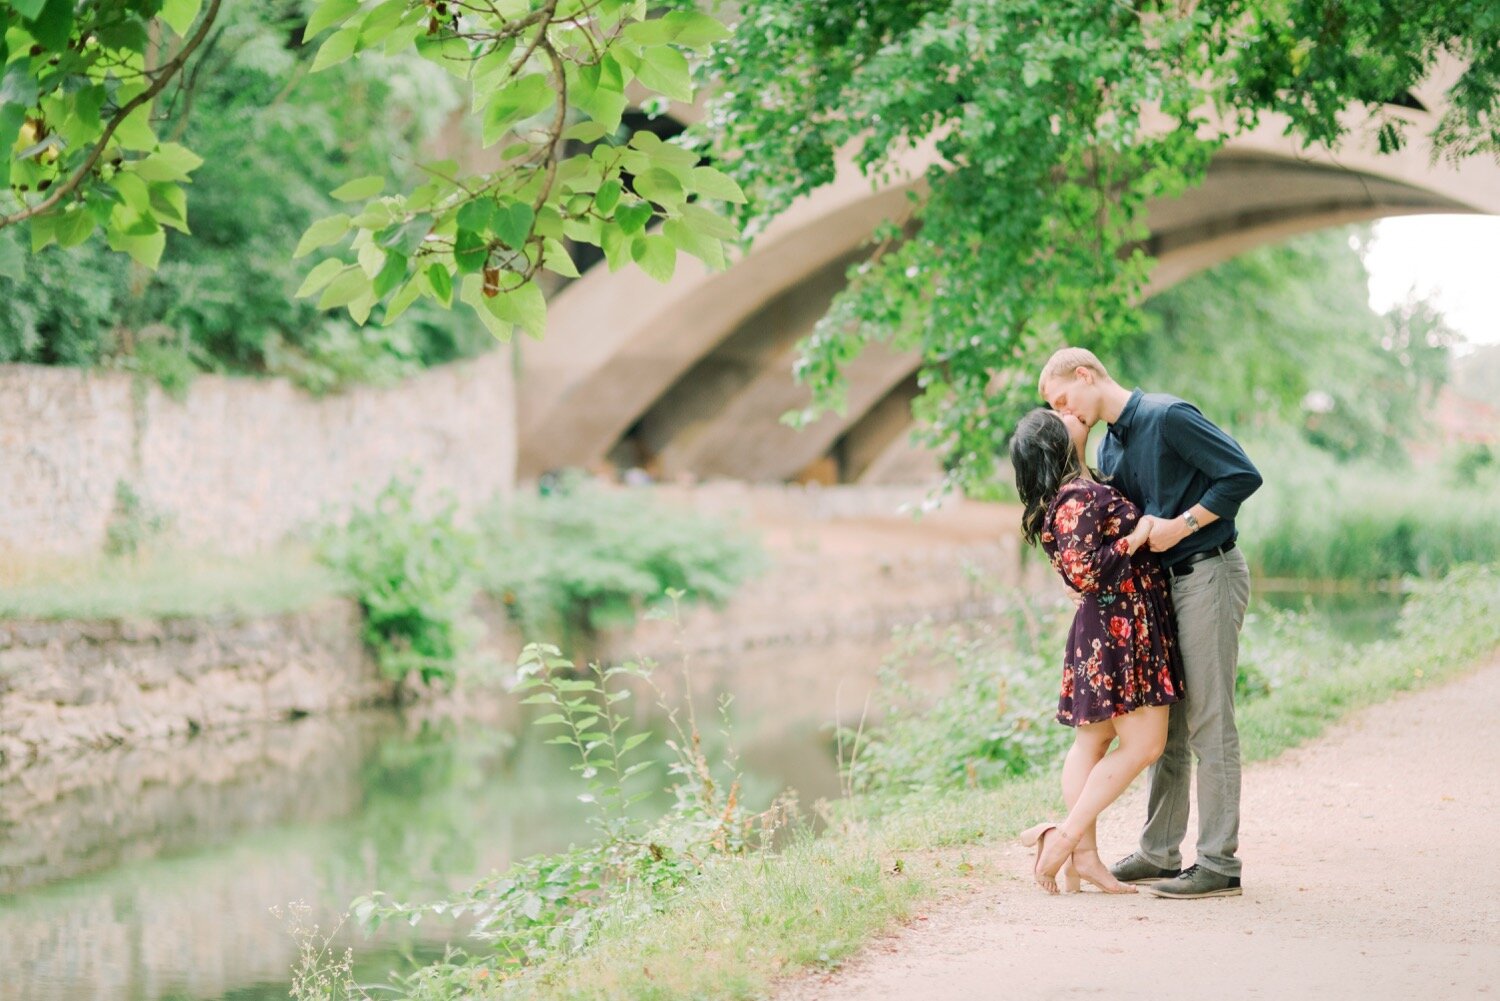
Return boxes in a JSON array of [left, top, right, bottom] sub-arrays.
[[1038, 347, 1112, 396]]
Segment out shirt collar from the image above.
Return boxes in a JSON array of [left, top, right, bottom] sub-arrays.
[[1108, 388, 1145, 443]]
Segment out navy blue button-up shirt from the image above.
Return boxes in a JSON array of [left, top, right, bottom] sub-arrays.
[[1097, 389, 1263, 569]]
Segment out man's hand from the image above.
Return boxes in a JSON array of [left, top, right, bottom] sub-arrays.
[[1148, 516, 1193, 552]]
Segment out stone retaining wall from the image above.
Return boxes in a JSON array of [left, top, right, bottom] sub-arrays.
[[0, 497, 1036, 776], [0, 350, 516, 556], [0, 601, 391, 780]]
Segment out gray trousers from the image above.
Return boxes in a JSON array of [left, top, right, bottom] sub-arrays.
[[1139, 546, 1251, 878]]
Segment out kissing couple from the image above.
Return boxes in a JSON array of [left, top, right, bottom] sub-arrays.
[[1010, 347, 1261, 898]]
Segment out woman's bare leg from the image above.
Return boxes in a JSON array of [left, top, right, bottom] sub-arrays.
[[1038, 705, 1171, 878], [1059, 720, 1114, 890]]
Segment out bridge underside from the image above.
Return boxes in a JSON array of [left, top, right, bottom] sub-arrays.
[[518, 116, 1500, 485]]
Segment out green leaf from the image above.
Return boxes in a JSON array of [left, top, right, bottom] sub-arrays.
[[148, 183, 190, 234], [663, 10, 730, 49], [106, 225, 165, 269], [594, 179, 622, 214], [306, 0, 362, 38], [634, 46, 693, 103], [330, 175, 385, 202], [383, 274, 424, 324], [493, 202, 534, 249], [358, 0, 408, 46], [294, 214, 352, 259], [572, 61, 627, 133], [454, 229, 487, 273], [679, 202, 739, 242], [487, 280, 547, 339], [541, 238, 580, 278], [56, 207, 94, 248], [129, 143, 204, 183], [426, 263, 453, 306], [11, 0, 46, 19], [29, 213, 57, 253], [634, 234, 676, 283], [460, 274, 514, 341], [664, 218, 725, 270], [27, 0, 73, 52], [615, 201, 653, 235], [317, 265, 370, 310], [563, 121, 611, 144], [373, 250, 408, 298], [295, 257, 346, 299], [481, 75, 554, 147], [633, 168, 684, 208], [688, 166, 746, 204], [457, 198, 495, 233], [114, 106, 157, 152], [160, 0, 203, 35], [347, 289, 378, 325], [312, 24, 359, 73], [110, 172, 153, 216]]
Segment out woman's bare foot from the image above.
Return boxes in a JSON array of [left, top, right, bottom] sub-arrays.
[[1036, 826, 1078, 880], [1069, 847, 1137, 894]]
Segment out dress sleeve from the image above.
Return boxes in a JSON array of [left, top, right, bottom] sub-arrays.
[[1049, 484, 1134, 595]]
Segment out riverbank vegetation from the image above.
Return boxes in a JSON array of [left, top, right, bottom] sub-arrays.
[[0, 480, 762, 671], [297, 565, 1500, 1000], [1238, 439, 1500, 582], [318, 476, 763, 683]]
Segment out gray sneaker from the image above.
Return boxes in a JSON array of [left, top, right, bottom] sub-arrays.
[[1142, 864, 1242, 898], [1109, 852, 1182, 884]]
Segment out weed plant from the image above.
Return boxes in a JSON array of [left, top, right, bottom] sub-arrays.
[[318, 478, 481, 685], [474, 479, 764, 646]]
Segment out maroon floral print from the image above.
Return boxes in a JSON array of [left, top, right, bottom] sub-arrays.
[[1040, 479, 1185, 726]]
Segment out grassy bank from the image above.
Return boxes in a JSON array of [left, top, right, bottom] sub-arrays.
[[464, 566, 1500, 1001], [0, 547, 340, 620], [1235, 440, 1500, 582]]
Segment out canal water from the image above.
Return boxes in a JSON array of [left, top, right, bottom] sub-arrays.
[[0, 587, 1401, 1000]]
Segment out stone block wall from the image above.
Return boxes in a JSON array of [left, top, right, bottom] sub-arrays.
[[0, 349, 516, 555], [0, 601, 390, 779]]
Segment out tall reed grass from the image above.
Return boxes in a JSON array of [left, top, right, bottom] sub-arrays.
[[1236, 438, 1500, 582]]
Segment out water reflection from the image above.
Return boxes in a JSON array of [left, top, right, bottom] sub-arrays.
[[0, 678, 843, 1001]]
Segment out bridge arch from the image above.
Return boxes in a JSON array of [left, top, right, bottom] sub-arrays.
[[519, 96, 1500, 483]]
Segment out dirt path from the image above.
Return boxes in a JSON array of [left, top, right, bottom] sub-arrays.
[[779, 659, 1500, 1001]]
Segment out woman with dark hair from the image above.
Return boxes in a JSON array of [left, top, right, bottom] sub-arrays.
[[1009, 408, 1185, 894]]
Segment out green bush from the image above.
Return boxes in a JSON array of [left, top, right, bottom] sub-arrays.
[[475, 481, 765, 647], [845, 605, 1072, 797], [1236, 435, 1500, 582], [319, 479, 480, 685]]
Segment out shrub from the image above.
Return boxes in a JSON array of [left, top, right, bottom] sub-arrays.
[[845, 603, 1072, 797], [319, 478, 480, 685], [475, 480, 765, 646]]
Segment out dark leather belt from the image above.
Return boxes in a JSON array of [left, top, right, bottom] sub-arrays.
[[1166, 540, 1236, 580]]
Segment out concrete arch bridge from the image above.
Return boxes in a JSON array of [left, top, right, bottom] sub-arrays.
[[518, 79, 1500, 486]]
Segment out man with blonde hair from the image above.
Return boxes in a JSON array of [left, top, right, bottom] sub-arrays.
[[1037, 346, 1262, 899]]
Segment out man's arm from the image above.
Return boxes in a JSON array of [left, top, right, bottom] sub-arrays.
[[1148, 403, 1262, 552]]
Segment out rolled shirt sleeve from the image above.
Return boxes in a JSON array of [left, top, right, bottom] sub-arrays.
[[1160, 403, 1263, 520]]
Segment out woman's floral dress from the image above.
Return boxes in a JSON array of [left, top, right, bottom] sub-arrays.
[[1040, 478, 1185, 726]]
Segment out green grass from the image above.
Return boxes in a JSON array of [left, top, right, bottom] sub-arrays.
[[1235, 439, 1500, 582], [481, 566, 1500, 1000], [0, 546, 340, 620]]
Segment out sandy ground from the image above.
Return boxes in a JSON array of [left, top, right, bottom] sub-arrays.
[[778, 658, 1500, 1001]]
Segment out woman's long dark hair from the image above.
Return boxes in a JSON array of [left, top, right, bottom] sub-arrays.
[[1010, 408, 1085, 547]]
